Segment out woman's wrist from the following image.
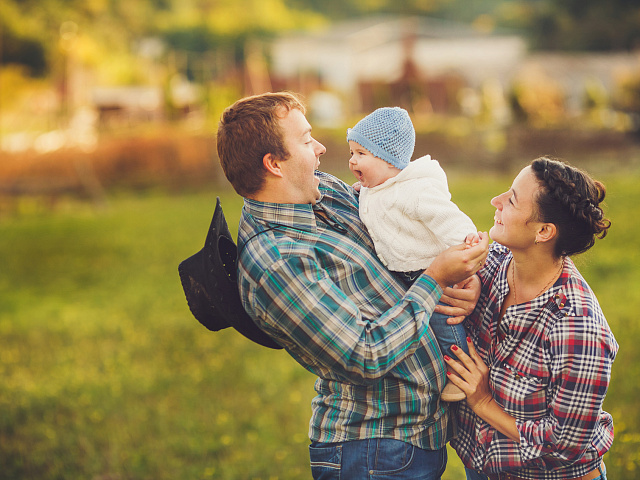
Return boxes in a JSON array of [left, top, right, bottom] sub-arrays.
[[472, 397, 521, 443], [469, 393, 495, 419]]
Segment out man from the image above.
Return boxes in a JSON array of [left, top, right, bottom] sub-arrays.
[[217, 92, 489, 479]]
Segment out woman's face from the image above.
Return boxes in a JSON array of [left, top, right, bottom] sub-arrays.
[[489, 166, 543, 249]]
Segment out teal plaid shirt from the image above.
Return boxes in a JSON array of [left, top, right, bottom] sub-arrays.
[[237, 171, 454, 450]]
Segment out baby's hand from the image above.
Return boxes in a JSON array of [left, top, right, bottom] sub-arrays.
[[464, 232, 481, 248], [352, 181, 362, 192]]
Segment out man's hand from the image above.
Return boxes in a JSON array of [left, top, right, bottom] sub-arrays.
[[424, 232, 489, 289], [435, 275, 481, 324]]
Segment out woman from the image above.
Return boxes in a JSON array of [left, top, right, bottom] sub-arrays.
[[445, 157, 618, 480]]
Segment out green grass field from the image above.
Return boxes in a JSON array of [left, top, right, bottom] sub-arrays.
[[1, 171, 639, 479]]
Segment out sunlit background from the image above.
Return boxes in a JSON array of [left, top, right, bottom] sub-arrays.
[[1, 1, 639, 478]]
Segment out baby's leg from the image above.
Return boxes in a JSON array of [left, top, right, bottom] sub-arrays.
[[430, 305, 469, 360], [430, 303, 469, 402]]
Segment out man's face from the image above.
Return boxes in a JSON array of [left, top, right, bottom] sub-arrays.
[[277, 108, 326, 204]]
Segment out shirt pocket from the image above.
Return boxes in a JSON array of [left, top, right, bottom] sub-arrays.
[[496, 363, 548, 420]]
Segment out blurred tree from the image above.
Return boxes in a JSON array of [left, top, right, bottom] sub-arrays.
[[1, 0, 639, 82], [527, 0, 640, 51], [285, 0, 451, 18], [0, 22, 47, 76]]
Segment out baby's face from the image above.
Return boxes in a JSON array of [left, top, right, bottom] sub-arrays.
[[348, 141, 399, 188]]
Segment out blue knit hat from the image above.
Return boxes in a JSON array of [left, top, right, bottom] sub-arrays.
[[346, 107, 415, 169]]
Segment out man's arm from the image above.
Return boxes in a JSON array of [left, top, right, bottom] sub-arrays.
[[246, 254, 443, 385]]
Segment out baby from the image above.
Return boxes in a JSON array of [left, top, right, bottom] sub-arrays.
[[347, 107, 479, 402]]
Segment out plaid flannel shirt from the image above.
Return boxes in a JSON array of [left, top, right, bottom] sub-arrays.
[[236, 171, 454, 450], [452, 243, 618, 479]]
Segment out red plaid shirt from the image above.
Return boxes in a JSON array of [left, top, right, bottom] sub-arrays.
[[452, 243, 618, 479]]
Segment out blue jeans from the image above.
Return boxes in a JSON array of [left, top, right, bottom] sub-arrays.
[[309, 438, 447, 479], [431, 302, 469, 361], [464, 462, 607, 480], [398, 270, 470, 361]]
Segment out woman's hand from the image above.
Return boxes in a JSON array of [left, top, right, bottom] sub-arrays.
[[444, 339, 493, 411], [445, 339, 521, 442], [435, 275, 481, 325]]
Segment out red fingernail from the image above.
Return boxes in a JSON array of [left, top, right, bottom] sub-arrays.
[[444, 355, 451, 361], [467, 337, 471, 342], [446, 371, 451, 376], [451, 345, 459, 351]]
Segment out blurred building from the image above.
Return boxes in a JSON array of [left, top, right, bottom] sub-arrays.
[[270, 15, 527, 120]]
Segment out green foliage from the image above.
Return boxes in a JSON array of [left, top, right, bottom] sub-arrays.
[[0, 24, 47, 76], [526, 0, 640, 51], [0, 172, 638, 478], [2, 0, 640, 80]]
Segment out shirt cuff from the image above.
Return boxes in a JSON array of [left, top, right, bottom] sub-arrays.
[[406, 273, 443, 307], [516, 419, 555, 462]]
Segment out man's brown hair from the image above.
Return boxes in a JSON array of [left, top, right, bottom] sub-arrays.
[[217, 91, 306, 197]]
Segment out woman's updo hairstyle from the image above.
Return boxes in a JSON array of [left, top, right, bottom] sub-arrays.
[[531, 157, 611, 257]]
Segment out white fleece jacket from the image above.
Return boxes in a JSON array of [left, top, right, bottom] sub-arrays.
[[359, 155, 477, 272]]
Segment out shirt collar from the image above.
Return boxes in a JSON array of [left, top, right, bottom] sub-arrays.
[[243, 196, 327, 233], [500, 250, 574, 312]]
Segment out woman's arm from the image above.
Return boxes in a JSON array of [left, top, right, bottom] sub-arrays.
[[445, 340, 520, 442], [447, 315, 617, 469]]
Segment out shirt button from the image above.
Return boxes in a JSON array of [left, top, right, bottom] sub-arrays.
[[559, 302, 565, 308]]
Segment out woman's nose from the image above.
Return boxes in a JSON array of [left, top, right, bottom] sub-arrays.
[[490, 194, 502, 208]]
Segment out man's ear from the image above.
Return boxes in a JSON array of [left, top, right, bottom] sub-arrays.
[[263, 153, 284, 178]]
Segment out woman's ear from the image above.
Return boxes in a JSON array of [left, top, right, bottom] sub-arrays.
[[262, 153, 284, 178], [536, 223, 557, 245]]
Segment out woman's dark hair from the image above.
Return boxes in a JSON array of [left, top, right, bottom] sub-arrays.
[[530, 157, 611, 257]]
